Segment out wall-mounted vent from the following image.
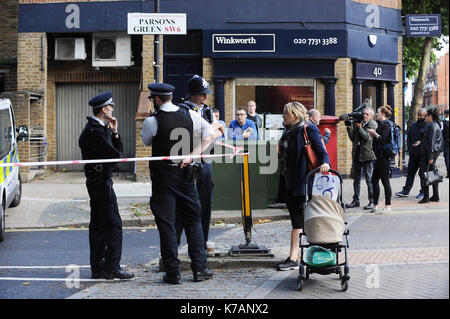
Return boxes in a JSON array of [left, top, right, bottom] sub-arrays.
[[55, 38, 86, 60]]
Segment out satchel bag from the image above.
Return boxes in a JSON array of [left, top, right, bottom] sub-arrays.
[[424, 163, 443, 186], [303, 125, 327, 171]]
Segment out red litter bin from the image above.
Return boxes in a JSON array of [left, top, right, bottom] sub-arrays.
[[318, 115, 339, 170]]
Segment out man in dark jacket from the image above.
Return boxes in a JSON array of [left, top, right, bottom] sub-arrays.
[[345, 107, 378, 210], [79, 91, 134, 280], [443, 109, 449, 178], [396, 108, 428, 198]]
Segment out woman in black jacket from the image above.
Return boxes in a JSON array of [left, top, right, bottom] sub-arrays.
[[367, 105, 393, 213], [418, 108, 443, 203], [276, 102, 330, 271]]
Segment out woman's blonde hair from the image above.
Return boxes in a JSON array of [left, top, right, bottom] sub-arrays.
[[283, 102, 309, 122]]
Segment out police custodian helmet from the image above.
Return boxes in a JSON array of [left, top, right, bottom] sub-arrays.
[[188, 75, 212, 95]]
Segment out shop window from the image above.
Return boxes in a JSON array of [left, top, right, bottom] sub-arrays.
[[235, 78, 315, 140], [235, 78, 315, 113], [361, 81, 377, 110], [0, 108, 12, 159]]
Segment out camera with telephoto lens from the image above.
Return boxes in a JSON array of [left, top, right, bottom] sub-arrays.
[[339, 105, 365, 126]]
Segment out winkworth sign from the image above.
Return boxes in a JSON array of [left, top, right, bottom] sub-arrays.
[[213, 34, 275, 52], [205, 30, 347, 58], [406, 14, 441, 37]]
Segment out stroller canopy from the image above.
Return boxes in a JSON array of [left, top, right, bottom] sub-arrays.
[[304, 195, 345, 244]]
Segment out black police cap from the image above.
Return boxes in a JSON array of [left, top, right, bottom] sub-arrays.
[[88, 91, 115, 108], [148, 83, 175, 98]]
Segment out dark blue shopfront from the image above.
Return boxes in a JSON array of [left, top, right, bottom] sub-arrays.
[[19, 0, 402, 118]]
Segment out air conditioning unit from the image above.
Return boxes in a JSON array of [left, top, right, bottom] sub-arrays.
[[92, 33, 132, 67], [55, 38, 86, 60]]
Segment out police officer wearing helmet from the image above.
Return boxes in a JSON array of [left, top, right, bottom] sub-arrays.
[[142, 83, 219, 284], [179, 75, 224, 251], [79, 92, 134, 280]]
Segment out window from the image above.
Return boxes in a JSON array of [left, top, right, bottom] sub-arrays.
[[362, 81, 377, 110], [235, 78, 315, 113], [0, 109, 13, 159]]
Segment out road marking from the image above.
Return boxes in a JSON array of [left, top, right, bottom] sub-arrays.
[[22, 197, 88, 202], [245, 271, 292, 299], [0, 265, 126, 269], [0, 277, 136, 282]]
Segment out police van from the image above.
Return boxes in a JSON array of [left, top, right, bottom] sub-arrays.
[[0, 98, 28, 242]]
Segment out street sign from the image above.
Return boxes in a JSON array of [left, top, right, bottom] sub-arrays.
[[127, 13, 186, 35], [406, 14, 441, 37]]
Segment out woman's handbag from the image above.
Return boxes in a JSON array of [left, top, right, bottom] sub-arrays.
[[303, 124, 326, 170], [424, 163, 443, 186]]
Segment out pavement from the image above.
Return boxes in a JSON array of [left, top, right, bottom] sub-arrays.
[[4, 155, 449, 299], [7, 156, 449, 230]]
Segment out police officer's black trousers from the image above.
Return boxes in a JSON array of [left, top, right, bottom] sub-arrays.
[[196, 163, 213, 249], [86, 176, 122, 273], [150, 167, 207, 276]]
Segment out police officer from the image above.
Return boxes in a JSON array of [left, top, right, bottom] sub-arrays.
[[142, 83, 217, 284], [79, 92, 134, 280], [179, 75, 224, 250]]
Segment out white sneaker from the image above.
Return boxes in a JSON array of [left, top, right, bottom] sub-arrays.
[[371, 206, 383, 214]]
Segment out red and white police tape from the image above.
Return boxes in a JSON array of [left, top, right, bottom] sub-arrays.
[[0, 142, 245, 168]]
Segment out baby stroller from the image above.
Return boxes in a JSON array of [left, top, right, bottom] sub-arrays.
[[297, 168, 350, 292]]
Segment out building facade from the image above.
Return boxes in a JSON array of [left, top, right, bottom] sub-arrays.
[[424, 51, 449, 115], [3, 0, 403, 181]]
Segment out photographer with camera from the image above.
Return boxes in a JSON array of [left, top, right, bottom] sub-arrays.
[[343, 106, 378, 210]]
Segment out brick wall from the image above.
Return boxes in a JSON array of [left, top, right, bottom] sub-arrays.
[[15, 32, 48, 181], [438, 52, 449, 110], [2, 67, 17, 92], [334, 58, 354, 175], [135, 35, 162, 181], [0, 0, 18, 59], [17, 33, 47, 93]]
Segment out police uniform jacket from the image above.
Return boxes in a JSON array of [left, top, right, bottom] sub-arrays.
[[79, 116, 123, 176], [141, 102, 214, 151]]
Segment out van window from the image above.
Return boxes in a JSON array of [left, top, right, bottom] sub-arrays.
[[0, 108, 12, 159]]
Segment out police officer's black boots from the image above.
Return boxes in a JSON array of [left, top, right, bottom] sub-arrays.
[[163, 273, 182, 285], [193, 268, 214, 282], [91, 271, 106, 279], [104, 268, 135, 280]]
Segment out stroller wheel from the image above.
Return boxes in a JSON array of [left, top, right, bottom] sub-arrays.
[[297, 276, 304, 291], [341, 278, 349, 292], [337, 267, 343, 279]]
